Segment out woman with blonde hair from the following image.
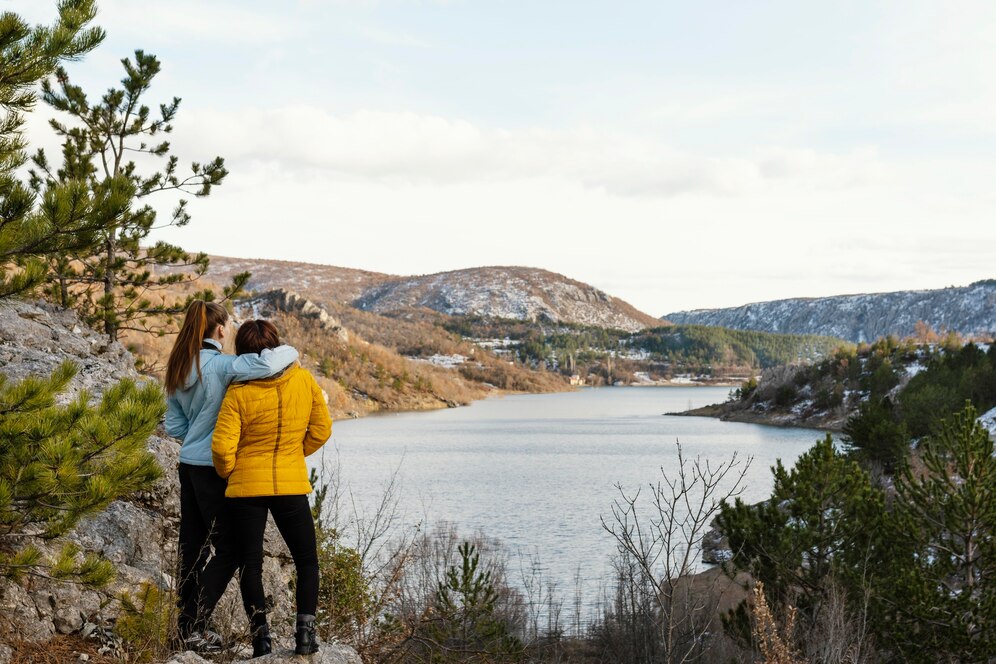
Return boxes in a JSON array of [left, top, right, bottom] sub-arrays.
[[212, 319, 332, 657], [164, 301, 299, 652]]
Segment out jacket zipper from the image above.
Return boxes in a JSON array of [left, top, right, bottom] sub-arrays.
[[273, 383, 283, 494]]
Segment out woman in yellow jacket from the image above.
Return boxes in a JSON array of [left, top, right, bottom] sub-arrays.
[[211, 320, 332, 657]]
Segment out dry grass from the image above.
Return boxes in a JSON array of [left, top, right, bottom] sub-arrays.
[[751, 581, 806, 664], [8, 634, 118, 664]]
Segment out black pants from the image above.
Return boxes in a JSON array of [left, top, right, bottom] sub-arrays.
[[228, 494, 319, 632], [177, 464, 240, 637]]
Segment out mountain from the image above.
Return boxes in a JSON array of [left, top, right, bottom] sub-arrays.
[[664, 280, 996, 343], [207, 255, 394, 302], [208, 257, 662, 332], [353, 266, 662, 332]]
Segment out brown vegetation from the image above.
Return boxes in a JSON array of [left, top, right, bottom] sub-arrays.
[[8, 634, 118, 664], [120, 269, 569, 419]]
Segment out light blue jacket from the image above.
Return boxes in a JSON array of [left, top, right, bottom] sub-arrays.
[[165, 339, 300, 466]]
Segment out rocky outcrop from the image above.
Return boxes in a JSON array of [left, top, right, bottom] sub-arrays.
[[165, 640, 362, 664], [0, 299, 359, 662], [239, 289, 348, 341], [665, 280, 996, 343], [0, 299, 135, 400]]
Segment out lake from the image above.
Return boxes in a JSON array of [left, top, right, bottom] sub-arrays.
[[312, 386, 825, 622]]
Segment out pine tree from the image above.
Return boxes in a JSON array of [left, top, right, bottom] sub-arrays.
[[0, 361, 164, 584], [0, 1, 166, 587], [879, 404, 996, 661], [0, 0, 108, 298], [426, 542, 521, 661], [30, 49, 245, 340], [717, 434, 886, 649]]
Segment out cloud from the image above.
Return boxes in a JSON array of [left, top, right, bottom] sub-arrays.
[[356, 24, 434, 48], [172, 106, 887, 199], [95, 0, 302, 46]]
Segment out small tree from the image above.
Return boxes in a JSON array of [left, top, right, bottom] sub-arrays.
[[425, 541, 523, 662], [32, 49, 243, 339], [843, 397, 910, 474], [0, 361, 164, 583], [879, 404, 996, 661], [718, 435, 884, 661]]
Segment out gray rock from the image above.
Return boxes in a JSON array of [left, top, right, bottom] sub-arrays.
[[0, 299, 137, 401], [137, 434, 183, 520], [237, 641, 362, 664], [701, 520, 732, 565], [0, 577, 55, 642], [70, 501, 171, 586], [164, 652, 212, 664]]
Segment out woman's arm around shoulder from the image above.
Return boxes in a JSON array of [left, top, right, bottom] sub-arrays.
[[303, 372, 332, 457], [211, 388, 243, 479], [225, 344, 300, 382], [164, 393, 189, 440]]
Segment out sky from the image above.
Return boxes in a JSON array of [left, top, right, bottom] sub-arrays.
[[10, 0, 996, 315]]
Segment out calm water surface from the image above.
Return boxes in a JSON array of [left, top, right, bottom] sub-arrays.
[[313, 387, 824, 616]]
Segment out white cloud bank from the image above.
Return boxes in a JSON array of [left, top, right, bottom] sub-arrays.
[[176, 106, 887, 198], [154, 106, 994, 315]]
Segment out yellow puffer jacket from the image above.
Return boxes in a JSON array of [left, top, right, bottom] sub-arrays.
[[211, 364, 332, 497]]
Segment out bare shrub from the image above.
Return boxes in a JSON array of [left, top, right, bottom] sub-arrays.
[[598, 444, 751, 663]]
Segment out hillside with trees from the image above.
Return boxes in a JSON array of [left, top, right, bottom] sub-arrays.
[[442, 316, 849, 385], [665, 280, 996, 343], [690, 333, 995, 433]]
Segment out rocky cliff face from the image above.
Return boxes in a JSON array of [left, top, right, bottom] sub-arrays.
[[0, 299, 359, 663], [238, 288, 349, 341], [665, 280, 996, 343]]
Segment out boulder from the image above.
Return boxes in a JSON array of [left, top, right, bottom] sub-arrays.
[[239, 641, 362, 664], [164, 652, 211, 664], [163, 640, 361, 664]]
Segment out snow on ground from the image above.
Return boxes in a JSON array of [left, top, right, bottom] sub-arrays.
[[406, 354, 467, 369], [904, 361, 927, 377], [791, 399, 814, 415], [979, 406, 996, 440]]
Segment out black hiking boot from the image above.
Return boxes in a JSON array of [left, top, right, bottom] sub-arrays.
[[294, 614, 319, 655], [251, 625, 272, 658]]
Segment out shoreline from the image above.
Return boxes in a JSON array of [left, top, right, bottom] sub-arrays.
[[674, 402, 846, 432], [332, 382, 740, 420]]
